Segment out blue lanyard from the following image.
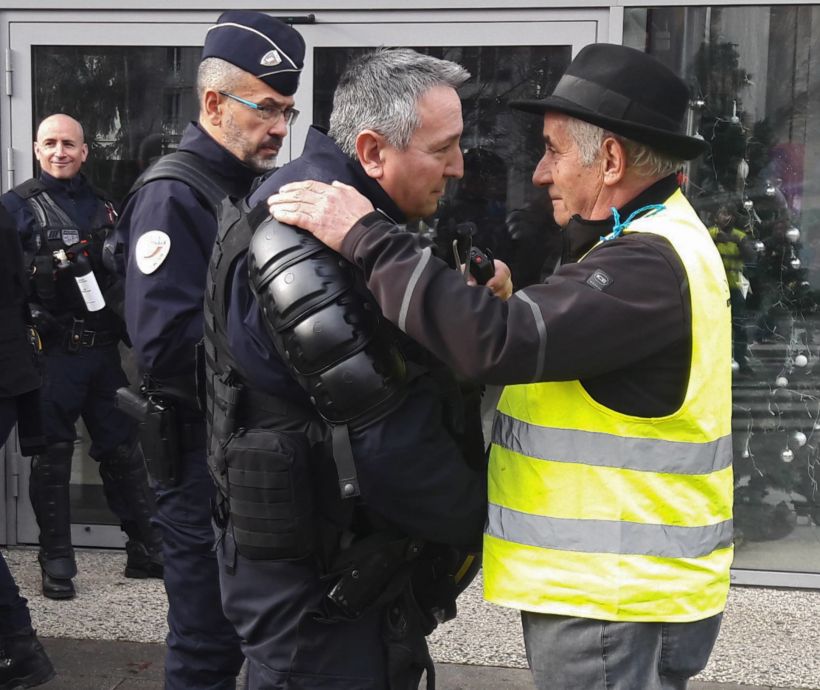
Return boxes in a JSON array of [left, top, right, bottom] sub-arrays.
[[600, 203, 666, 242]]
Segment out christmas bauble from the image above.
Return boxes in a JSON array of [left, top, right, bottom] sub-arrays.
[[754, 240, 765, 252], [731, 359, 740, 372], [792, 431, 808, 447], [743, 199, 754, 211], [786, 227, 801, 243], [790, 257, 802, 270], [781, 448, 794, 463], [776, 376, 789, 388], [795, 354, 809, 367]]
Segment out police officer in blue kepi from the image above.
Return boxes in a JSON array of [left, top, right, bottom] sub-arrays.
[[113, 11, 305, 690], [203, 48, 490, 688], [0, 114, 162, 601]]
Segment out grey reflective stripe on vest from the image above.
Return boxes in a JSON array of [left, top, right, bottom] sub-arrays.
[[399, 246, 433, 332], [512, 290, 547, 382], [487, 503, 734, 559], [492, 412, 732, 475]]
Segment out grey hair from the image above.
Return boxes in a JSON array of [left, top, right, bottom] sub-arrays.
[[196, 57, 249, 108], [566, 117, 684, 177], [329, 48, 470, 158]]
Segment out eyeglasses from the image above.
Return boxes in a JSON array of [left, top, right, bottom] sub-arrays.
[[219, 91, 299, 126]]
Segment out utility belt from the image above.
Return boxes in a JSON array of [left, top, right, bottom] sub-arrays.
[[62, 318, 120, 351], [115, 375, 204, 487]]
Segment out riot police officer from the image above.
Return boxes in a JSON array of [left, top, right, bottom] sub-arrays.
[[0, 114, 161, 601], [114, 12, 306, 689], [0, 202, 55, 689], [205, 49, 490, 688]]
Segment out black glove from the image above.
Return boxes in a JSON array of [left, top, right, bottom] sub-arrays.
[[28, 303, 60, 338]]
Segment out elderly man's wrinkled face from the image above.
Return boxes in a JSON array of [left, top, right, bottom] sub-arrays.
[[378, 85, 464, 220], [531, 113, 604, 227], [34, 115, 88, 180]]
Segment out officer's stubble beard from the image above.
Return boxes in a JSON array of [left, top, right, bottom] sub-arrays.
[[221, 109, 282, 174]]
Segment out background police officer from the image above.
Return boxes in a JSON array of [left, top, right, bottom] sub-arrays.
[[0, 202, 55, 689], [114, 12, 305, 689], [208, 48, 489, 689], [0, 114, 161, 601]]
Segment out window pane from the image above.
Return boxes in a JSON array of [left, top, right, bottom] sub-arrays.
[[33, 45, 201, 202], [625, 5, 820, 575]]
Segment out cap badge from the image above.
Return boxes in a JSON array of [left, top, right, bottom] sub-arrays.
[[260, 50, 282, 67]]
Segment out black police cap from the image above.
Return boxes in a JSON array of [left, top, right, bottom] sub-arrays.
[[202, 11, 305, 97]]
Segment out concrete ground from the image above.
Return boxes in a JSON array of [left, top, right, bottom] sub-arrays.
[[4, 547, 819, 690]]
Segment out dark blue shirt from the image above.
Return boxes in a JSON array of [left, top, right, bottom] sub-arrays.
[[117, 122, 257, 379]]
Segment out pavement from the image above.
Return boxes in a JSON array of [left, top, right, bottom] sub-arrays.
[[4, 547, 820, 690]]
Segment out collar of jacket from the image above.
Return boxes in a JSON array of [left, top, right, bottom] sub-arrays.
[[561, 173, 679, 264], [181, 121, 259, 199], [40, 170, 89, 196], [301, 125, 407, 224]]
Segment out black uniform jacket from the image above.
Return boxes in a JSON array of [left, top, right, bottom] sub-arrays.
[[337, 175, 692, 418], [232, 126, 487, 547]]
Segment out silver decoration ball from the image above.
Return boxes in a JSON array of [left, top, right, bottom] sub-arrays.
[[792, 431, 808, 447], [743, 199, 754, 211], [737, 159, 749, 179], [765, 183, 777, 197], [781, 448, 795, 463], [790, 257, 802, 270], [731, 359, 740, 372], [795, 354, 809, 367], [786, 227, 801, 243], [754, 240, 765, 252], [776, 376, 789, 388], [741, 449, 750, 459]]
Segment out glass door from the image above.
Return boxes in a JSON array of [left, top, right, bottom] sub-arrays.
[[3, 9, 607, 546]]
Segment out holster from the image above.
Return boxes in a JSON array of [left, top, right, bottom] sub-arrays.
[[115, 386, 181, 486], [325, 533, 425, 621]]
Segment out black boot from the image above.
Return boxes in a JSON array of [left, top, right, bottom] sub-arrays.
[[98, 442, 164, 579], [38, 554, 75, 600], [29, 443, 77, 600], [0, 629, 55, 689], [124, 539, 164, 579]]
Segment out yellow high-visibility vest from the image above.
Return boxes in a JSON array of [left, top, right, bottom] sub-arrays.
[[484, 190, 734, 623]]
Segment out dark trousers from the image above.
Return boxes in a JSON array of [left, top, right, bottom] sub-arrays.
[[521, 611, 723, 690], [154, 446, 244, 690], [1, 398, 32, 635], [217, 524, 435, 690], [39, 344, 132, 455]]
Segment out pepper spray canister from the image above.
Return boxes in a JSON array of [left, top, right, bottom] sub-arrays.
[[54, 248, 106, 312]]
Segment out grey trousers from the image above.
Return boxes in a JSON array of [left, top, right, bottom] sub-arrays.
[[521, 611, 722, 690]]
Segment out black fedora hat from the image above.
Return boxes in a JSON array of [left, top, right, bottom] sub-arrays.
[[511, 43, 708, 160]]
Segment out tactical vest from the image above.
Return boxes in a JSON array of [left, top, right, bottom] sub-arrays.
[[15, 179, 117, 324], [203, 191, 421, 556], [484, 190, 734, 623]]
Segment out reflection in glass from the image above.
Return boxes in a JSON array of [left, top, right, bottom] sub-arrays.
[[314, 45, 569, 288], [33, 46, 201, 202], [625, 5, 820, 574]]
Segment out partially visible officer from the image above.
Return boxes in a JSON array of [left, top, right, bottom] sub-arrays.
[[0, 203, 55, 689], [114, 11, 306, 689], [205, 47, 490, 689], [0, 114, 161, 601], [271, 43, 734, 690]]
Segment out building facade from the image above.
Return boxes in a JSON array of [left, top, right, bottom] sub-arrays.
[[1, 0, 819, 588]]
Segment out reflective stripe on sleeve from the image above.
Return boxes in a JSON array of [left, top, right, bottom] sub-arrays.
[[398, 246, 432, 333]]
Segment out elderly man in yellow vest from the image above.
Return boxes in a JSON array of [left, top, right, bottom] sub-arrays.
[[268, 42, 733, 690]]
